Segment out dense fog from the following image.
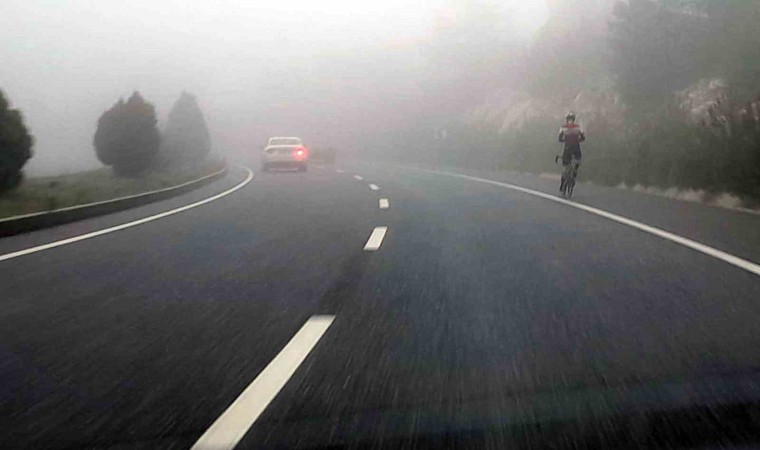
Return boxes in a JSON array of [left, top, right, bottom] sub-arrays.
[[1, 0, 545, 175], [3, 0, 760, 200]]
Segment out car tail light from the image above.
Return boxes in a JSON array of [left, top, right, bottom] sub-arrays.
[[294, 146, 307, 158]]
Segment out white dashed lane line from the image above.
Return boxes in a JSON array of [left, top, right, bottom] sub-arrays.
[[353, 175, 364, 181], [379, 198, 390, 209], [336, 169, 344, 173], [192, 315, 335, 450], [369, 184, 380, 191], [363, 226, 388, 251]]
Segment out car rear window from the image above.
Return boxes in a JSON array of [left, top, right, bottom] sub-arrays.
[[269, 138, 301, 146]]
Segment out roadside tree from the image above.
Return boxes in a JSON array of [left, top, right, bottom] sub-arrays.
[[94, 92, 160, 176], [0, 90, 33, 192], [161, 92, 210, 167]]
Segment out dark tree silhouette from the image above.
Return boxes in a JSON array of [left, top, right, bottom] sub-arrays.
[[161, 92, 210, 167], [0, 90, 33, 192], [94, 92, 160, 177]]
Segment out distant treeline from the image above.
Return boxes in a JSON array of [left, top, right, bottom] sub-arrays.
[[0, 89, 213, 194], [94, 91, 211, 177]]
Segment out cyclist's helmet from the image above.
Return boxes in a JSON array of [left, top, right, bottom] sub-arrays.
[[566, 112, 576, 122]]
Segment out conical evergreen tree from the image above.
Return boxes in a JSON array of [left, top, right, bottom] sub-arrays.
[[161, 92, 211, 167], [94, 92, 160, 176]]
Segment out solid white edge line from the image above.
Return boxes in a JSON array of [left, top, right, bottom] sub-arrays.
[[353, 175, 363, 180], [369, 184, 380, 191], [0, 167, 228, 223], [415, 168, 760, 278], [0, 167, 254, 263], [379, 198, 390, 209], [191, 315, 335, 450], [364, 226, 388, 251]]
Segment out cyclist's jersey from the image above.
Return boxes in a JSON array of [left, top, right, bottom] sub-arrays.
[[558, 122, 585, 163], [559, 122, 585, 147]]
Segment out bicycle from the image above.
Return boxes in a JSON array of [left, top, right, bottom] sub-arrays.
[[555, 156, 580, 199]]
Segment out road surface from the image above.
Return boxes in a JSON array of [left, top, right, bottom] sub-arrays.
[[3, 162, 760, 449]]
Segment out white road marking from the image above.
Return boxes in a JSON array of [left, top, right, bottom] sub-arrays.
[[419, 168, 760, 278], [0, 167, 227, 223], [191, 315, 335, 450], [353, 175, 364, 181], [0, 167, 255, 263], [369, 184, 380, 191], [336, 169, 344, 173], [364, 226, 388, 251], [379, 198, 390, 209]]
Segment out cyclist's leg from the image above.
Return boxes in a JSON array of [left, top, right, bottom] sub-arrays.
[[561, 162, 572, 192], [571, 150, 582, 182], [572, 158, 581, 181], [562, 163, 572, 179], [560, 150, 572, 191]]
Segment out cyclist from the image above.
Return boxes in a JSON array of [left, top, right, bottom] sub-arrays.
[[556, 112, 585, 192]]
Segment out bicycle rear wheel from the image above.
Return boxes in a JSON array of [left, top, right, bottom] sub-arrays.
[[566, 162, 579, 199]]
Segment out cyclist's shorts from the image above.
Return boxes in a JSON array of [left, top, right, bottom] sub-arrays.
[[562, 147, 582, 165]]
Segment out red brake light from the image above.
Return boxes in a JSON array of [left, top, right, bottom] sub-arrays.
[[294, 146, 307, 158]]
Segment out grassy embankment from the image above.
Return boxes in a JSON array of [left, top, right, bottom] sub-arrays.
[[0, 159, 225, 219]]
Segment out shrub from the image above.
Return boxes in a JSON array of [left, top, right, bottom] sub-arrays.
[[0, 90, 33, 192]]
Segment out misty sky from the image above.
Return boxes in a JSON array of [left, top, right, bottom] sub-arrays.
[[2, 0, 548, 175]]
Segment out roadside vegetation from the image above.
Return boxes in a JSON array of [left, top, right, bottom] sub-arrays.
[[0, 158, 224, 219], [160, 92, 211, 168], [0, 88, 222, 219], [94, 92, 161, 176], [389, 0, 760, 205], [0, 90, 33, 193]]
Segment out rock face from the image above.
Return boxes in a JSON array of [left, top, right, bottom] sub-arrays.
[[467, 81, 625, 136], [465, 0, 621, 134], [470, 74, 754, 139], [679, 78, 729, 124], [679, 78, 760, 137]]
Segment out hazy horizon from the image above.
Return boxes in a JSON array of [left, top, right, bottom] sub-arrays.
[[2, 0, 549, 176]]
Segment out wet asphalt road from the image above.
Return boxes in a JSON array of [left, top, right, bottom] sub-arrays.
[[2, 162, 760, 449]]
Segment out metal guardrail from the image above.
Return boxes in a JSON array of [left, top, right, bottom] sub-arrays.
[[0, 166, 228, 238]]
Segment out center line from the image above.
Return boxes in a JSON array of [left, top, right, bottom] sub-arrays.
[[369, 184, 380, 191], [379, 198, 390, 209], [191, 315, 335, 450], [364, 226, 388, 251], [353, 175, 364, 181]]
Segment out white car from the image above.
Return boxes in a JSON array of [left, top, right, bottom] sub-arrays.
[[261, 137, 309, 172]]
